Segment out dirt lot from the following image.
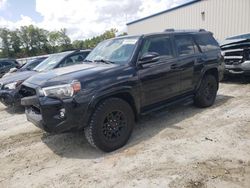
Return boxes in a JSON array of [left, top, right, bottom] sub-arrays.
[[0, 81, 250, 188]]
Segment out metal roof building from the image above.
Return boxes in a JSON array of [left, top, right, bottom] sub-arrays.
[[127, 0, 250, 41]]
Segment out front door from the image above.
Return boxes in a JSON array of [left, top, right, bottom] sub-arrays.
[[138, 35, 182, 108]]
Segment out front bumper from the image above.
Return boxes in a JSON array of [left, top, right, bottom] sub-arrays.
[[0, 89, 21, 106], [224, 60, 250, 75], [22, 95, 90, 133]]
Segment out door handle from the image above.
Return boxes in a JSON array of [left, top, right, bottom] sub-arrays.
[[171, 64, 178, 69], [171, 64, 184, 71], [171, 64, 182, 69]]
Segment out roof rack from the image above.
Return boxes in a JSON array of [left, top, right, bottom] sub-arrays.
[[164, 29, 206, 32]]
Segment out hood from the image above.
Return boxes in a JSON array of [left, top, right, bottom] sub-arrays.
[[221, 39, 250, 50], [0, 71, 36, 85], [24, 63, 117, 87]]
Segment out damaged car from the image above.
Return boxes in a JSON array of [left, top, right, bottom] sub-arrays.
[[0, 50, 90, 107], [221, 34, 250, 76], [21, 30, 223, 152]]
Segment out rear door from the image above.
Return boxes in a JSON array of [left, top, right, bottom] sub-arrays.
[[174, 34, 200, 94], [138, 34, 182, 107]]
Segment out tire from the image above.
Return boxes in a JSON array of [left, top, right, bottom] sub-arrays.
[[84, 98, 135, 152], [194, 74, 218, 108]]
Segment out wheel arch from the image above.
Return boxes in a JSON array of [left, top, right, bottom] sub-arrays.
[[88, 89, 139, 122], [197, 67, 219, 91]]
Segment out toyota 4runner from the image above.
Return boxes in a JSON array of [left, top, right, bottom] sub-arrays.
[[21, 30, 223, 152]]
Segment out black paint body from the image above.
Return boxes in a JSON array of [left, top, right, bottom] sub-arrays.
[[21, 31, 224, 133]]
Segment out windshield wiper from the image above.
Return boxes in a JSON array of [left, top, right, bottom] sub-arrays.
[[94, 59, 115, 64]]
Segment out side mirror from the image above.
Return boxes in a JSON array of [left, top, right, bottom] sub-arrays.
[[138, 52, 160, 65]]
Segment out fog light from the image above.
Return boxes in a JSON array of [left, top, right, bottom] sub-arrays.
[[59, 108, 65, 119]]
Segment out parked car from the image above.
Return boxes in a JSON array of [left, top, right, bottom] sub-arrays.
[[21, 30, 223, 152], [0, 50, 91, 107], [3, 56, 48, 77], [0, 59, 20, 78], [221, 33, 250, 76]]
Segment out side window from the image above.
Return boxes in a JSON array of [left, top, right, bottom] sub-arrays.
[[59, 54, 84, 68], [27, 61, 41, 70], [175, 35, 195, 56], [1, 61, 14, 68], [81, 52, 89, 60], [195, 34, 219, 52], [71, 54, 85, 63], [141, 36, 174, 59]]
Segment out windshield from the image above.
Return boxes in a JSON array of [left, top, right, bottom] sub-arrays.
[[21, 58, 46, 70], [33, 52, 73, 72], [86, 37, 139, 64]]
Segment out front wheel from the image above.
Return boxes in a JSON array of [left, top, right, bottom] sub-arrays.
[[84, 98, 135, 152], [194, 74, 218, 108]]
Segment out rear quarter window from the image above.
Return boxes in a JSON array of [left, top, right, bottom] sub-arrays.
[[194, 34, 219, 52]]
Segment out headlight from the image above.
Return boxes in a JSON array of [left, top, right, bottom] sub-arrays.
[[4, 81, 23, 90], [42, 81, 81, 99]]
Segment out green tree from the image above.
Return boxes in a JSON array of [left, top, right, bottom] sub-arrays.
[[10, 30, 21, 55], [0, 26, 121, 58], [0, 28, 11, 58], [72, 28, 118, 50]]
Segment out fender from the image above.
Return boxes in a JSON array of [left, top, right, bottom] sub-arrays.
[[87, 85, 140, 116], [195, 65, 219, 92]]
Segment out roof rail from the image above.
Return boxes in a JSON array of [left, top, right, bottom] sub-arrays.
[[199, 29, 206, 32], [164, 29, 175, 32], [164, 29, 206, 32]]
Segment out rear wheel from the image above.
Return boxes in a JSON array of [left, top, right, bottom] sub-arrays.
[[84, 98, 134, 152], [194, 74, 218, 108]]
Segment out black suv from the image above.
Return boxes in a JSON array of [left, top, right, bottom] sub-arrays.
[[0, 59, 20, 78], [21, 30, 223, 152]]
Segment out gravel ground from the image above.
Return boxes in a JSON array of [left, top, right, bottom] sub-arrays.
[[0, 81, 250, 188]]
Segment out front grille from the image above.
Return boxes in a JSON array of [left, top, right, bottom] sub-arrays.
[[19, 85, 36, 97], [223, 49, 246, 65], [224, 58, 242, 65], [224, 51, 243, 57]]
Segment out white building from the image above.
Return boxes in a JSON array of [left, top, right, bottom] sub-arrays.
[[127, 0, 250, 41]]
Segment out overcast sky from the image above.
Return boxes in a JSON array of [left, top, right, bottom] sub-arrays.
[[0, 0, 191, 40]]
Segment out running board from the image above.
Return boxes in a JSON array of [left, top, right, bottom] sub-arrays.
[[141, 94, 194, 116]]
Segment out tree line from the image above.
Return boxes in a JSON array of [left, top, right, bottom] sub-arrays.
[[0, 25, 127, 59]]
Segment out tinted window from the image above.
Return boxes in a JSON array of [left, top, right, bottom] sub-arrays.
[[1, 61, 12, 67], [141, 36, 174, 58], [59, 54, 85, 68], [34, 51, 73, 72], [175, 35, 195, 56], [195, 34, 219, 52], [81, 51, 90, 59], [26, 61, 41, 70]]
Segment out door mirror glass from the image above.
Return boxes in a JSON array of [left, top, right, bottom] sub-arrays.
[[139, 52, 160, 65]]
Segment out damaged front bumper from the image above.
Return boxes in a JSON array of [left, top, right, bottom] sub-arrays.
[[21, 95, 90, 133]]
